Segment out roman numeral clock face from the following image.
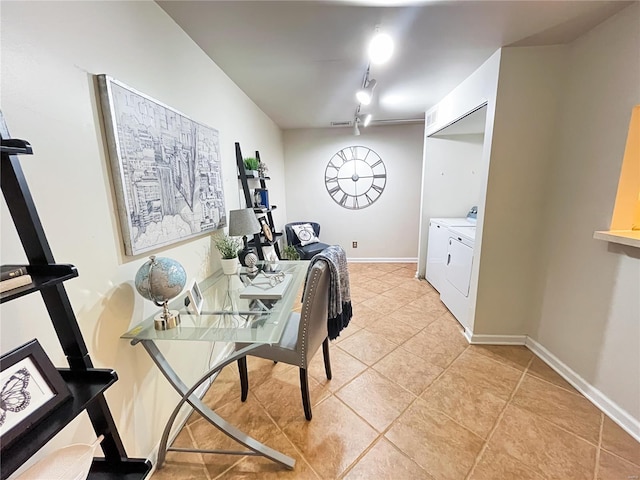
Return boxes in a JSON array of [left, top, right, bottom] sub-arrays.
[[324, 146, 387, 210]]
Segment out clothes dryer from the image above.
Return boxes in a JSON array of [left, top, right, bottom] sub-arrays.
[[440, 226, 476, 330], [426, 217, 476, 292]]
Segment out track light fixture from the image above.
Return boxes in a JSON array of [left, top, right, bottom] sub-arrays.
[[348, 27, 393, 132], [356, 78, 377, 106], [356, 113, 372, 128], [368, 28, 394, 65], [353, 106, 371, 136]]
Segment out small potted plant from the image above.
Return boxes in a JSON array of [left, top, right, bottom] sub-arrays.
[[282, 245, 301, 261], [213, 233, 242, 274], [243, 157, 260, 178]]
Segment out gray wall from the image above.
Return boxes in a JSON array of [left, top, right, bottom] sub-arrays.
[[283, 124, 425, 261], [531, 3, 640, 422]]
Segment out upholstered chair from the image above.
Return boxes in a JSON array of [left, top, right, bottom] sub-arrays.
[[235, 261, 332, 420]]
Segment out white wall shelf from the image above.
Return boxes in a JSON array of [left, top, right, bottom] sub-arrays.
[[593, 230, 640, 248]]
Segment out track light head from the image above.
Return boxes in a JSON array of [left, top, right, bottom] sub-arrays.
[[355, 113, 372, 128], [353, 120, 361, 136], [368, 31, 394, 65], [356, 79, 377, 105]]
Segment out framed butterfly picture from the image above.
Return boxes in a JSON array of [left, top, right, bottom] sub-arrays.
[[0, 339, 71, 448]]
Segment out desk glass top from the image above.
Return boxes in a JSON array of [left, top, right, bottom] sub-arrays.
[[121, 261, 308, 344]]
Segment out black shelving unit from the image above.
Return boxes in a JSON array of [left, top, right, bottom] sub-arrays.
[[235, 143, 282, 260], [0, 113, 151, 480]]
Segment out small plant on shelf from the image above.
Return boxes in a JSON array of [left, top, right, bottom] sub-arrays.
[[213, 233, 242, 259], [243, 157, 260, 175], [282, 245, 301, 261]]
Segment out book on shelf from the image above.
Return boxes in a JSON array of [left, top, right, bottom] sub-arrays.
[[0, 274, 32, 293], [1, 265, 28, 281], [253, 188, 270, 209]]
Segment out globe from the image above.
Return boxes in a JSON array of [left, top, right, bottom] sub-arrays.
[[135, 256, 187, 306]]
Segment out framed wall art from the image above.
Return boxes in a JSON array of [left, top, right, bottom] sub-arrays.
[[97, 74, 227, 256], [0, 339, 71, 448]]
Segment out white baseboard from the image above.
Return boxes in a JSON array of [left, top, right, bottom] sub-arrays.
[[464, 330, 527, 345], [347, 257, 418, 263], [525, 337, 640, 443], [145, 343, 235, 470]]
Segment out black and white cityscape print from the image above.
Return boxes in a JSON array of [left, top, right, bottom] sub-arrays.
[[99, 75, 226, 255]]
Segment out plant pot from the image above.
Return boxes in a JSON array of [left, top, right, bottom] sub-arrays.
[[220, 257, 239, 275], [246, 170, 259, 178]]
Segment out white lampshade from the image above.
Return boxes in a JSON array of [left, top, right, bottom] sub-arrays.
[[228, 208, 261, 237], [368, 32, 394, 64]]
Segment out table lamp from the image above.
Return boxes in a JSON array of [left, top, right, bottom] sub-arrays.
[[228, 208, 261, 267]]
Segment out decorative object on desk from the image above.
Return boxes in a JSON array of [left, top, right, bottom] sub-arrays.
[[0, 274, 32, 294], [239, 272, 292, 299], [243, 157, 260, 177], [14, 435, 104, 480], [134, 255, 186, 330], [0, 339, 72, 449], [258, 216, 274, 242], [97, 74, 226, 256], [0, 265, 28, 281], [244, 252, 259, 274], [185, 279, 204, 315], [213, 233, 242, 275], [254, 188, 270, 209], [228, 208, 261, 267], [282, 245, 301, 261]]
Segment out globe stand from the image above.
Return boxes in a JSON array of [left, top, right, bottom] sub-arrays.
[[154, 301, 181, 330]]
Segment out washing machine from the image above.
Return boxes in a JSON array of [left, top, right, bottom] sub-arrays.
[[440, 225, 476, 330], [425, 216, 476, 292]]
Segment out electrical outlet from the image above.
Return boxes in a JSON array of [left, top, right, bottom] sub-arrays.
[[352, 241, 358, 248]]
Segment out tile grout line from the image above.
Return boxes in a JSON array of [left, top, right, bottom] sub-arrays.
[[185, 423, 214, 480], [464, 355, 535, 480], [593, 412, 604, 480], [246, 389, 324, 480]]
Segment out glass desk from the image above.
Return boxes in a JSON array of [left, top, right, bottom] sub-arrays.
[[122, 261, 308, 470]]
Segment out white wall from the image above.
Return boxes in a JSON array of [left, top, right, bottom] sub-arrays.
[[473, 46, 566, 335], [422, 133, 485, 218], [283, 124, 424, 261], [531, 3, 640, 428], [417, 51, 501, 278], [0, 0, 284, 467]]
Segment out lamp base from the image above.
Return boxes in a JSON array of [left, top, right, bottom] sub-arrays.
[[239, 246, 257, 267], [154, 310, 181, 330]]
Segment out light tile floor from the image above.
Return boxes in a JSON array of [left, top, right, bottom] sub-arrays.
[[151, 263, 640, 480]]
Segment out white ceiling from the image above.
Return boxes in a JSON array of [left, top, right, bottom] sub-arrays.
[[157, 0, 630, 130]]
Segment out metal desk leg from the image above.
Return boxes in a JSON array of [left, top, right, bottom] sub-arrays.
[[139, 340, 295, 470]]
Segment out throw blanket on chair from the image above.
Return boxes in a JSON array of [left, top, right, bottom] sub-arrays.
[[303, 245, 353, 340]]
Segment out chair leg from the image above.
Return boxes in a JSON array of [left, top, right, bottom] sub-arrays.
[[237, 357, 249, 402], [322, 338, 332, 380], [299, 368, 312, 421]]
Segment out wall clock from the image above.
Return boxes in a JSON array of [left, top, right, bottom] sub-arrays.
[[324, 146, 387, 210]]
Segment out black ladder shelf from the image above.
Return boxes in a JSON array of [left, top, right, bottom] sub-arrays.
[[235, 142, 282, 260], [0, 113, 151, 479]]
